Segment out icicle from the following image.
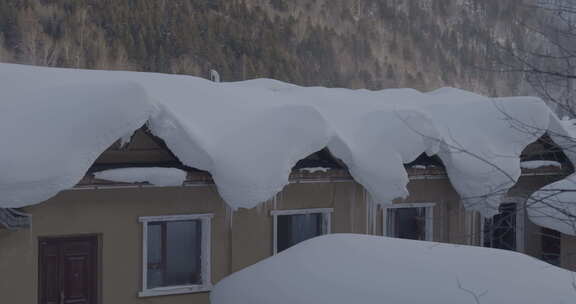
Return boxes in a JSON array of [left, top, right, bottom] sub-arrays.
[[272, 193, 278, 210], [256, 201, 264, 215], [119, 131, 135, 148], [365, 191, 378, 235], [349, 183, 357, 233], [224, 204, 234, 229]]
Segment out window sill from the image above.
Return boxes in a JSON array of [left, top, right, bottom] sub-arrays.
[[138, 285, 212, 297]]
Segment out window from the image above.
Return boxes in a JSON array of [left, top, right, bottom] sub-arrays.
[[271, 208, 332, 254], [383, 203, 435, 241], [482, 201, 525, 252], [139, 214, 212, 297], [541, 228, 561, 266]]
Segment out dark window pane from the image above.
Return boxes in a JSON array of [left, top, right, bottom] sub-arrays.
[[277, 213, 323, 253], [541, 228, 561, 266], [392, 208, 426, 240], [146, 220, 202, 289], [147, 223, 163, 289], [484, 203, 517, 251], [165, 220, 202, 286]]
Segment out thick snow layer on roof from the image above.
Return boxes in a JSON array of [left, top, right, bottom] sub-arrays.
[[0, 81, 153, 208], [239, 80, 551, 216], [528, 173, 576, 236], [0, 63, 555, 213], [527, 116, 576, 234], [94, 168, 187, 187], [211, 234, 576, 304], [548, 117, 576, 165]]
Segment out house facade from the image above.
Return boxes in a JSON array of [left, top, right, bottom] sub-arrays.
[[0, 130, 574, 304]]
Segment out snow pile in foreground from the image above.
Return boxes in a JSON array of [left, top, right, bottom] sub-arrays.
[[0, 63, 555, 214], [94, 168, 187, 187], [211, 234, 576, 304], [528, 173, 576, 236]]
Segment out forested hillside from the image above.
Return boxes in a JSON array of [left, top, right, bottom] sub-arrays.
[[0, 0, 535, 94]]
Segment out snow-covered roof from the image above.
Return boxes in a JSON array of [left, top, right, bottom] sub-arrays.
[[528, 173, 576, 235], [528, 118, 576, 235], [211, 234, 576, 304], [0, 63, 563, 216]]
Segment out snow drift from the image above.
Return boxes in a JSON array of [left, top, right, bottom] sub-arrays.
[[0, 63, 559, 214], [211, 234, 576, 304]]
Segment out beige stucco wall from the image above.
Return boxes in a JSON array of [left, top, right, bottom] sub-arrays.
[[0, 180, 370, 304], [1, 172, 573, 304], [562, 235, 576, 271]]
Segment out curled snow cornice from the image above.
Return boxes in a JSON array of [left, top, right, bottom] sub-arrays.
[[0, 64, 556, 215]]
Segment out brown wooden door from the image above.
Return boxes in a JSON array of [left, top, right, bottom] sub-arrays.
[[39, 236, 98, 304]]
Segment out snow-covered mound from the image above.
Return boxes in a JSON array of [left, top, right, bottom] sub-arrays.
[[0, 63, 557, 213], [93, 167, 187, 187], [528, 173, 576, 236], [211, 234, 576, 304]]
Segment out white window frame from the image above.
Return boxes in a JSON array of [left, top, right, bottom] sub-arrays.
[[480, 197, 526, 253], [382, 203, 435, 241], [138, 214, 213, 297], [271, 208, 333, 255]]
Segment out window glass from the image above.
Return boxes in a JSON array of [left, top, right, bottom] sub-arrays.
[[147, 223, 163, 288], [541, 228, 561, 266], [483, 203, 517, 250], [388, 207, 426, 240], [277, 213, 323, 253], [146, 220, 202, 289]]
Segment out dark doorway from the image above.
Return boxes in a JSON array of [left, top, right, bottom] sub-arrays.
[[39, 235, 98, 304]]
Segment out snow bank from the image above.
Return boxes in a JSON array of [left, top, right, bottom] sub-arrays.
[[211, 234, 576, 304], [0, 63, 557, 214], [93, 167, 187, 187], [528, 173, 576, 236]]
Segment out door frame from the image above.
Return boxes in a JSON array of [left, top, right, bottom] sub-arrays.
[[38, 234, 101, 304]]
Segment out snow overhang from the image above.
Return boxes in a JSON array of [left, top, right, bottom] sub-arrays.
[[0, 63, 557, 215], [528, 116, 576, 235]]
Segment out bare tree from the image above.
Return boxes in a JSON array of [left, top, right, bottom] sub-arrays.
[[489, 0, 576, 117]]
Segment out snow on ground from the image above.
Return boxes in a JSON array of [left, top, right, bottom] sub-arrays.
[[93, 167, 187, 187], [520, 160, 562, 169], [211, 234, 576, 304], [528, 173, 576, 236], [0, 63, 559, 215]]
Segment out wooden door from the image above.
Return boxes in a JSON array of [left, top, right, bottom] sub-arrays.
[[39, 236, 98, 304]]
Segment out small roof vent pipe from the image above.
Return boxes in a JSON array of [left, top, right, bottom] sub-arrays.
[[209, 69, 221, 83]]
